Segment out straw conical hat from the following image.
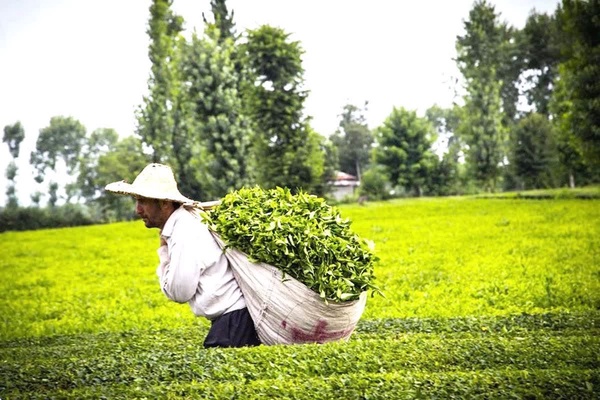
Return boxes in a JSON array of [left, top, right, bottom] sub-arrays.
[[105, 163, 195, 204]]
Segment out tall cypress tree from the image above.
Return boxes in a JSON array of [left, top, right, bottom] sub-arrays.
[[556, 0, 600, 174], [2, 121, 25, 208], [241, 25, 324, 193], [520, 10, 562, 116], [455, 0, 508, 191], [136, 0, 183, 164], [180, 25, 252, 200]]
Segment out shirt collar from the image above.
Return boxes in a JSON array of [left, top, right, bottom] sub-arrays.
[[161, 207, 186, 238]]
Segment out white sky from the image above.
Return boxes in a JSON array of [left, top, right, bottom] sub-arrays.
[[0, 0, 560, 206]]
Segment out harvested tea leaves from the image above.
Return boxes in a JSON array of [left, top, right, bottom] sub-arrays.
[[203, 187, 380, 302]]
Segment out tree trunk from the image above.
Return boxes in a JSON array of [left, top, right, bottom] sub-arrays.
[[355, 160, 361, 181], [569, 172, 575, 188]]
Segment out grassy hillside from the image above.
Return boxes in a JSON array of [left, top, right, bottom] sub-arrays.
[[1, 195, 598, 398]]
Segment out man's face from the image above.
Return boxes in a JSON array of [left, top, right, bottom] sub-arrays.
[[135, 197, 170, 229]]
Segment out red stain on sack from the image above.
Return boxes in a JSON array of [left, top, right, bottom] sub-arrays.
[[281, 319, 352, 343]]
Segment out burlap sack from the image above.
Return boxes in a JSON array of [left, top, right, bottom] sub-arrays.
[[211, 233, 367, 345]]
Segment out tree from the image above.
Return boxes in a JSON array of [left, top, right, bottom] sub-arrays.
[[314, 134, 338, 197], [423, 105, 464, 195], [425, 105, 463, 194], [520, 10, 562, 115], [241, 25, 324, 192], [457, 1, 522, 124], [31, 116, 86, 176], [460, 77, 507, 191], [292, 128, 326, 194], [555, 0, 600, 173], [330, 103, 373, 180], [430, 149, 463, 196], [48, 182, 59, 208], [136, 0, 184, 164], [372, 107, 437, 197], [3, 121, 25, 159], [76, 128, 119, 202], [202, 0, 236, 44], [549, 64, 593, 188], [3, 121, 25, 208], [509, 113, 558, 189], [455, 0, 509, 191], [30, 116, 87, 204], [181, 25, 252, 200], [359, 165, 391, 201], [425, 105, 460, 148], [30, 191, 42, 207], [96, 136, 150, 221], [4, 163, 18, 208], [497, 23, 522, 124]]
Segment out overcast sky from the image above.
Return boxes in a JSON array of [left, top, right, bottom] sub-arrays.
[[0, 0, 560, 206]]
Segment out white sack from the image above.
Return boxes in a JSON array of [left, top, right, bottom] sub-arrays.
[[211, 233, 367, 345]]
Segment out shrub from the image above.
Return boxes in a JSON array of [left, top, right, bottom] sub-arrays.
[[0, 204, 96, 232], [359, 166, 391, 200]]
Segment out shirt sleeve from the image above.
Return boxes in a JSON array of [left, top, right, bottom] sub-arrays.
[[157, 215, 217, 303], [156, 245, 169, 277]]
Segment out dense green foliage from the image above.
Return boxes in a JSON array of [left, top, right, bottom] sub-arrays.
[[373, 107, 437, 196], [29, 116, 88, 205], [557, 0, 600, 170], [0, 204, 98, 233], [476, 185, 600, 200], [1, 313, 597, 399], [181, 26, 252, 200], [136, 0, 183, 165], [455, 0, 508, 191], [520, 10, 561, 116], [330, 103, 373, 179], [30, 116, 87, 179], [204, 187, 379, 302], [2, 121, 25, 208], [91, 136, 150, 221], [241, 26, 324, 193], [509, 113, 558, 189], [134, 0, 325, 199], [1, 196, 598, 398]]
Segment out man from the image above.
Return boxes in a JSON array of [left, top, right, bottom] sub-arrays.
[[105, 163, 261, 348]]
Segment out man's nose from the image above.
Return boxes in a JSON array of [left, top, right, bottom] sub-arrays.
[[135, 201, 143, 214]]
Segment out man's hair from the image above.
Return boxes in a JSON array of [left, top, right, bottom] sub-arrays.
[[158, 199, 181, 210]]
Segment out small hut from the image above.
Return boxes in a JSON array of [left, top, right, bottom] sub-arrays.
[[329, 171, 360, 201]]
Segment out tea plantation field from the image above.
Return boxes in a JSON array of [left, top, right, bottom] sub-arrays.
[[1, 194, 599, 399]]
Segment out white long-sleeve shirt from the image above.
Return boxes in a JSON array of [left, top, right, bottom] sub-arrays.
[[156, 207, 246, 320]]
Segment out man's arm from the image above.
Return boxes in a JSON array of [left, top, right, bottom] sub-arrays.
[[157, 219, 207, 303]]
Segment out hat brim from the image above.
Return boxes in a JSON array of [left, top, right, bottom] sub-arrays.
[[105, 180, 196, 204]]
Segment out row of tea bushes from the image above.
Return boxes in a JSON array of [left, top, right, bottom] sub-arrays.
[[11, 369, 599, 399], [2, 311, 598, 399]]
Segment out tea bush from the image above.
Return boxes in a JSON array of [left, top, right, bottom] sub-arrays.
[[1, 194, 598, 398]]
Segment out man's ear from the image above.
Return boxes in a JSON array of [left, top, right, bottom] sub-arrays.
[[159, 200, 175, 211]]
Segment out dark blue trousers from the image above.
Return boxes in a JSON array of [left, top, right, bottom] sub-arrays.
[[203, 307, 261, 348]]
